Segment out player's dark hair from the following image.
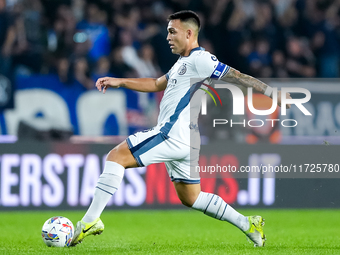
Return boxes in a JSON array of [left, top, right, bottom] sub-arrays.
[[168, 10, 201, 30]]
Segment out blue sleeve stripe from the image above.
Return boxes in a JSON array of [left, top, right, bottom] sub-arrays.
[[221, 65, 230, 78], [165, 73, 169, 80], [210, 62, 229, 79]]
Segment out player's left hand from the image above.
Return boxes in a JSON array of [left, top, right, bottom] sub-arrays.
[[277, 90, 292, 109]]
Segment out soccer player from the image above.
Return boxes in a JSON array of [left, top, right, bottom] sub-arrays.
[[71, 10, 291, 247]]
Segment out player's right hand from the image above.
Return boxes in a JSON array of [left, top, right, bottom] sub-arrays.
[[95, 77, 121, 94]]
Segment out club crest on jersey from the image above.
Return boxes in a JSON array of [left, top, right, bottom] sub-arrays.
[[177, 64, 187, 75]]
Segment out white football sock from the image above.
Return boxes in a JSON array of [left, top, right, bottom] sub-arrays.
[[82, 161, 125, 223], [192, 191, 249, 232]]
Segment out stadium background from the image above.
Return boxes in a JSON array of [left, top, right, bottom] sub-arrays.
[[0, 0, 340, 211]]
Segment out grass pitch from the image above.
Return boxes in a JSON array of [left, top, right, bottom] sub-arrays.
[[0, 209, 339, 254]]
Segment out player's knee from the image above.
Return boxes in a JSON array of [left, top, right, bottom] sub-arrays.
[[106, 142, 138, 168], [106, 146, 129, 164], [106, 147, 120, 162]]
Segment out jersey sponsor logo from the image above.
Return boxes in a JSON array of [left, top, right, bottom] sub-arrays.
[[169, 78, 177, 84], [168, 78, 177, 89], [177, 64, 187, 75], [211, 55, 217, 61]]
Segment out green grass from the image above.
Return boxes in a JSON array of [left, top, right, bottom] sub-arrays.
[[0, 209, 340, 254]]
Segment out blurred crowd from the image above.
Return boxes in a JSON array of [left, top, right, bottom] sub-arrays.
[[0, 0, 340, 90]]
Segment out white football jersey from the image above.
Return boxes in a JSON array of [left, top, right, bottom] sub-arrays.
[[158, 47, 230, 147]]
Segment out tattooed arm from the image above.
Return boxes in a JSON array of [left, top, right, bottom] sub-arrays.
[[220, 67, 291, 108], [221, 67, 270, 94]]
